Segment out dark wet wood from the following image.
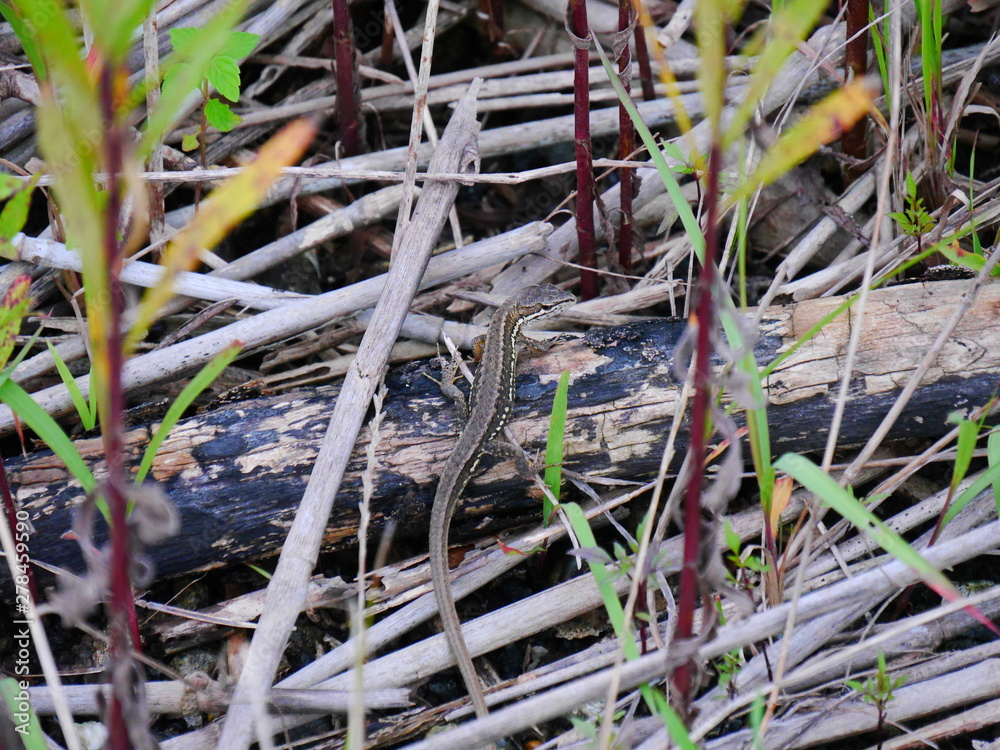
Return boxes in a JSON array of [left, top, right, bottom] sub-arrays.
[[10, 280, 1000, 580]]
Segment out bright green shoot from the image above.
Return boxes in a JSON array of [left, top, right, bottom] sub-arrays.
[[845, 651, 906, 713], [542, 370, 571, 524], [134, 342, 242, 484], [165, 28, 260, 153], [888, 172, 935, 238], [48, 343, 98, 432]]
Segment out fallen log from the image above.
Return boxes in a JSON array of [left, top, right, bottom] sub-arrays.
[[9, 279, 1000, 580]]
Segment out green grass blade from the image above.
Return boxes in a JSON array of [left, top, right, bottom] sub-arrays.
[[592, 35, 705, 260], [135, 342, 242, 484], [0, 677, 46, 750], [47, 342, 96, 431], [777, 453, 1000, 635], [989, 431, 1000, 517], [949, 412, 979, 497], [0, 378, 94, 492], [943, 462, 1000, 528], [560, 501, 695, 748], [542, 370, 571, 523]]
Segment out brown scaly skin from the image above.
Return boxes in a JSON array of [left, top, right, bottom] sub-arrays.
[[430, 284, 574, 737]]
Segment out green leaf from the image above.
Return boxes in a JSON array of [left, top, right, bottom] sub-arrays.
[[0, 677, 46, 750], [777, 452, 1000, 636], [543, 370, 571, 523], [0, 174, 23, 201], [0, 173, 39, 242], [988, 431, 1000, 517], [205, 99, 242, 132], [0, 6, 46, 80], [220, 31, 260, 59], [47, 342, 96, 431], [724, 518, 741, 556], [943, 462, 1000, 527], [208, 56, 241, 101], [0, 275, 31, 370], [181, 133, 201, 152], [139, 1, 250, 161], [0, 378, 95, 493], [135, 342, 242, 484], [168, 27, 202, 57], [949, 412, 979, 496]]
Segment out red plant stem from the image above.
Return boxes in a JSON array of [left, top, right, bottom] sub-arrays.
[[0, 455, 37, 604], [478, 0, 506, 50], [99, 64, 138, 750], [332, 0, 360, 156], [378, 5, 394, 68], [671, 144, 722, 709], [617, 0, 635, 274], [841, 0, 869, 164], [633, 11, 656, 102], [571, 0, 597, 300]]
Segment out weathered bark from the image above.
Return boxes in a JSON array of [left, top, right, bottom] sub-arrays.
[[10, 280, 1000, 580]]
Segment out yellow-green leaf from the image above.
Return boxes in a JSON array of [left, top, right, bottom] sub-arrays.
[[730, 79, 876, 205], [127, 118, 317, 348], [0, 275, 32, 370]]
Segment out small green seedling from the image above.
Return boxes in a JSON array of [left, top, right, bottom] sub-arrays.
[[887, 172, 935, 242], [845, 652, 906, 744], [165, 28, 259, 152]]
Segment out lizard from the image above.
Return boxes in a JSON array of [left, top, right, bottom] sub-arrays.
[[430, 283, 575, 730]]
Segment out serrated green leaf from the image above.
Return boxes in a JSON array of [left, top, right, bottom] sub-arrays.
[[181, 133, 201, 152], [220, 31, 259, 59], [139, 1, 249, 161], [162, 62, 194, 103], [208, 56, 241, 101], [169, 27, 202, 57], [205, 99, 242, 132]]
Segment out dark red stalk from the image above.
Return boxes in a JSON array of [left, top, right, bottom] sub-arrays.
[[332, 0, 360, 156], [633, 11, 656, 102], [378, 5, 394, 68], [671, 143, 722, 711], [841, 0, 869, 166], [99, 63, 138, 750], [1, 455, 37, 604], [478, 0, 507, 52], [570, 0, 597, 300], [617, 0, 635, 275]]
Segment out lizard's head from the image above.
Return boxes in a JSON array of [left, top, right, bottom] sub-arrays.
[[512, 284, 575, 322]]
